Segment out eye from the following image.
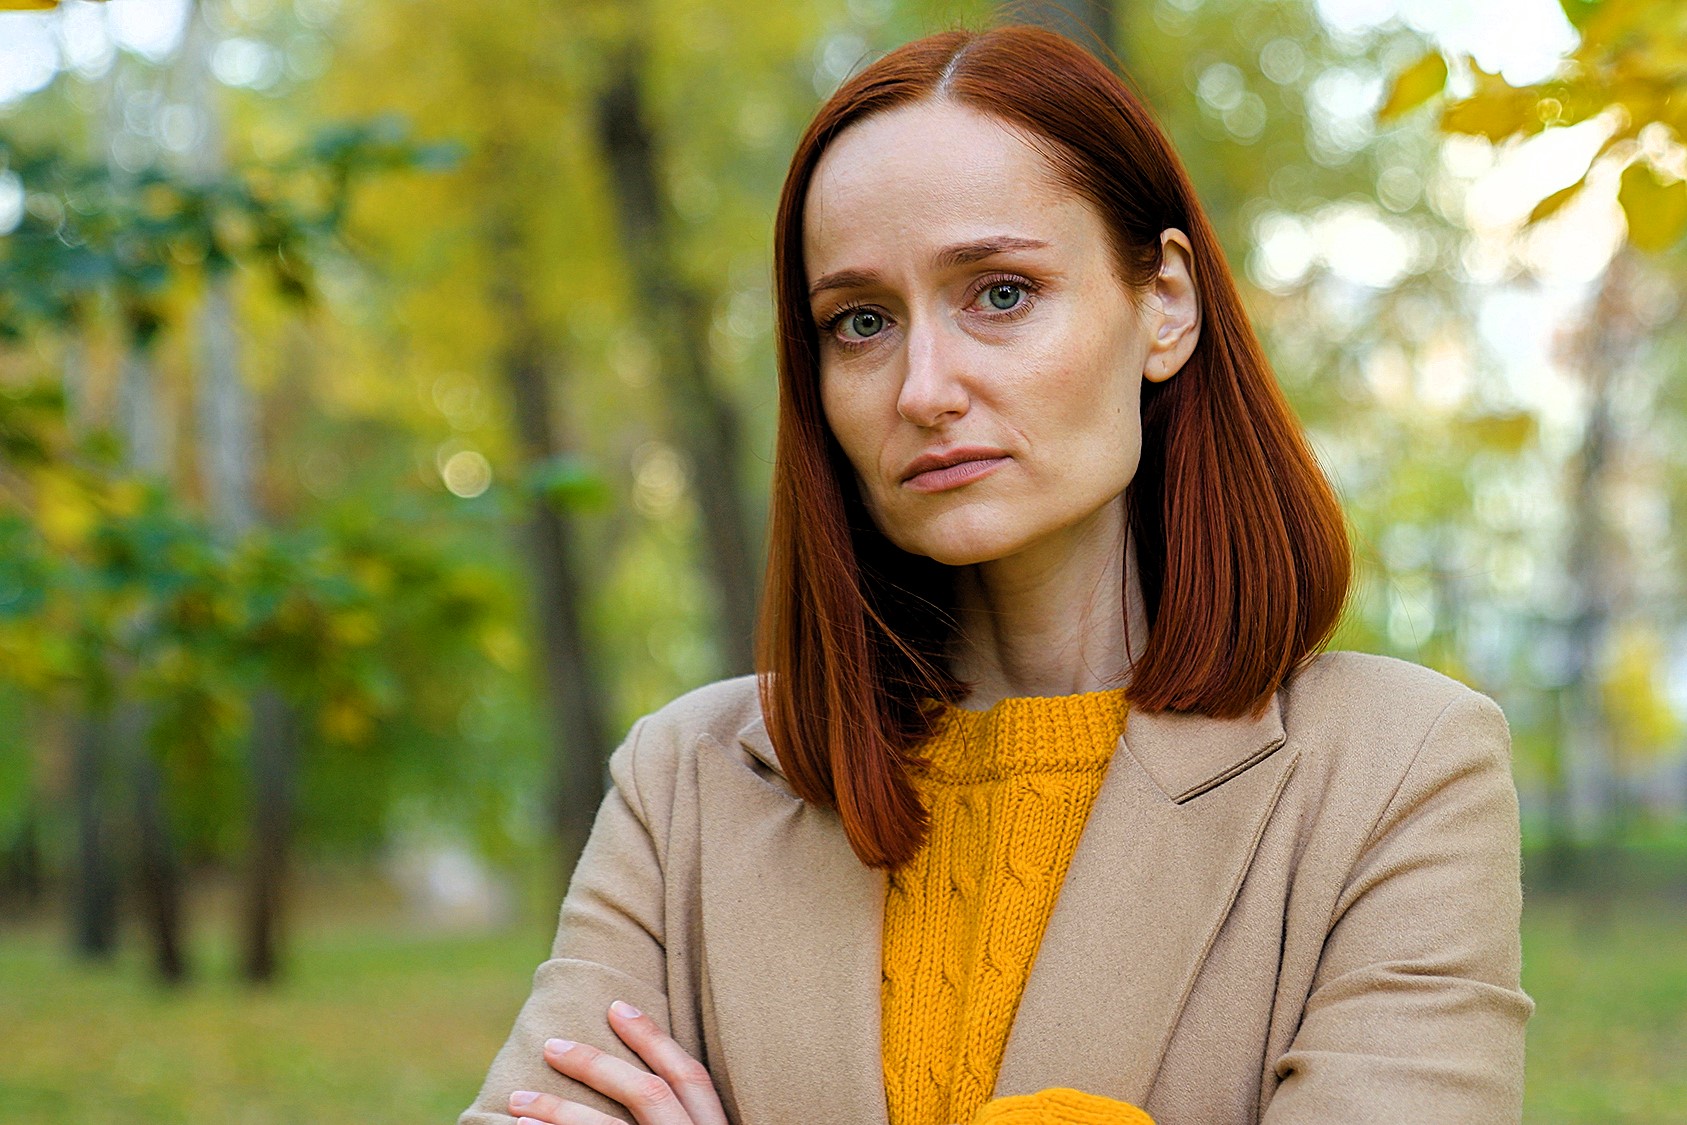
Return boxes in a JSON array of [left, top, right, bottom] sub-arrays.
[[982, 282, 1025, 311], [837, 308, 887, 341]]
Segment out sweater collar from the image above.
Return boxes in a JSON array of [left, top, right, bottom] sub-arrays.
[[734, 687, 1286, 805]]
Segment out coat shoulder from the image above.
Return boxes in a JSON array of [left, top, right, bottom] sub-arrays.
[[1278, 651, 1510, 806], [607, 674, 765, 814], [640, 673, 763, 743], [1283, 650, 1499, 734]]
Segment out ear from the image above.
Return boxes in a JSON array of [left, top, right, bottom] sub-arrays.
[[1143, 228, 1200, 384]]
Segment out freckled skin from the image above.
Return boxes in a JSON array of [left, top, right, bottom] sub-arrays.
[[805, 100, 1173, 569]]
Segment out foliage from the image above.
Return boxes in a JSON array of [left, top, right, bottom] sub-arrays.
[[0, 121, 459, 341], [0, 0, 1682, 999], [0, 377, 524, 861], [1381, 0, 1687, 252]]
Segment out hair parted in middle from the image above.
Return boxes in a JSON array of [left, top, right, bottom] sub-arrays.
[[755, 23, 1352, 869]]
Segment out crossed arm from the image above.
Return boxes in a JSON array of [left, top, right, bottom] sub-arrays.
[[461, 690, 1530, 1124]]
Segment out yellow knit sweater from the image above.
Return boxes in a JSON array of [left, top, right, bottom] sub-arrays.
[[881, 687, 1153, 1125]]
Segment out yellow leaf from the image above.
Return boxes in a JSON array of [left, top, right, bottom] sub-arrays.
[[321, 696, 374, 744], [1618, 161, 1687, 253], [0, 0, 61, 8], [1379, 52, 1448, 120], [1527, 179, 1586, 226], [352, 557, 395, 597], [1599, 625, 1683, 763], [1442, 87, 1545, 141], [330, 608, 380, 647], [105, 479, 145, 518], [35, 471, 96, 551], [1461, 412, 1536, 453], [479, 623, 524, 671]]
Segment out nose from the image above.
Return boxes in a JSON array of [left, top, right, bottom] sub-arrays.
[[895, 318, 969, 427]]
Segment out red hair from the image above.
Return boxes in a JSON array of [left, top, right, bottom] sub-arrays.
[[756, 24, 1351, 868]]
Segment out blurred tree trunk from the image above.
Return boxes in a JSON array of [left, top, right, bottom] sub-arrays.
[[64, 64, 157, 967], [1550, 251, 1643, 887], [75, 3, 203, 989], [69, 712, 119, 959], [122, 700, 188, 983], [115, 334, 171, 476], [593, 45, 760, 675], [178, 0, 297, 982], [486, 189, 615, 874], [1, 802, 44, 913], [197, 280, 256, 536], [242, 691, 295, 981], [109, 308, 186, 980], [197, 256, 299, 986]]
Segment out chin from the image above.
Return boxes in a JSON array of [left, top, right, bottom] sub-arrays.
[[881, 514, 1031, 568]]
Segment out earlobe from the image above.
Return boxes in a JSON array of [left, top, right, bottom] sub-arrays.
[[1144, 356, 1175, 383]]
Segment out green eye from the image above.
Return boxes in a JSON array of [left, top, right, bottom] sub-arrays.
[[845, 310, 884, 338], [986, 283, 1023, 310]]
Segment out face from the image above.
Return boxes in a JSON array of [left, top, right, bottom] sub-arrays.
[[803, 99, 1198, 568]]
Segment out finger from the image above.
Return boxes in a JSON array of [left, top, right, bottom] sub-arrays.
[[506, 1088, 626, 1125], [606, 1001, 729, 1125], [544, 1037, 693, 1125]]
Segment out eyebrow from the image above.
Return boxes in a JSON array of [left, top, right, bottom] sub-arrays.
[[807, 236, 1051, 299]]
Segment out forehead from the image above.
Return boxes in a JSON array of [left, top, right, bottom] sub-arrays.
[[802, 100, 1087, 274]]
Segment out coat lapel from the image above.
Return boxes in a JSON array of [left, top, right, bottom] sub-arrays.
[[994, 696, 1298, 1106], [697, 715, 889, 1125]]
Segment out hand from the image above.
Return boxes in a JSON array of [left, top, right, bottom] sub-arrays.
[[506, 999, 729, 1125]]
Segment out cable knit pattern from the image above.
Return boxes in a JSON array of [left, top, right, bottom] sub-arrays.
[[881, 688, 1137, 1125]]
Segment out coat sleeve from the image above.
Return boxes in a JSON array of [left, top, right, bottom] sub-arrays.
[[1261, 691, 1535, 1124], [459, 715, 675, 1124]]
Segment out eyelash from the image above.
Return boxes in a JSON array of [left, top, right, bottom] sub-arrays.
[[819, 273, 1042, 350]]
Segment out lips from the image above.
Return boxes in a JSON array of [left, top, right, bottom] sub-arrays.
[[900, 445, 1010, 492]]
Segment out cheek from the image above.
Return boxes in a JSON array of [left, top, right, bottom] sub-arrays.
[[1030, 319, 1144, 437], [1016, 320, 1147, 494], [819, 373, 878, 482]]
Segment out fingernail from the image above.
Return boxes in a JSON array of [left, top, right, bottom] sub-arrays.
[[544, 1038, 575, 1054], [510, 1091, 539, 1108], [610, 1000, 642, 1018]]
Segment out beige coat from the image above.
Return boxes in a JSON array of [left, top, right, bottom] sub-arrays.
[[460, 651, 1532, 1124]]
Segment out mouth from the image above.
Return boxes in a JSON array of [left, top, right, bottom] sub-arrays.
[[900, 447, 1011, 493]]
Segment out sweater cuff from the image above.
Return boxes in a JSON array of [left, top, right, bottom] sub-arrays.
[[972, 1087, 1155, 1125]]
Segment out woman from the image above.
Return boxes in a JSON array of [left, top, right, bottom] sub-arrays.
[[460, 24, 1532, 1125]]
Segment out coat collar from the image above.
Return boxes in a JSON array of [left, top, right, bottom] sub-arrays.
[[995, 695, 1297, 1105], [734, 711, 780, 773], [731, 691, 1287, 805], [1120, 693, 1287, 803], [712, 691, 1295, 1120]]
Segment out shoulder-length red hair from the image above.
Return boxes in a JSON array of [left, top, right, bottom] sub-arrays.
[[756, 24, 1350, 868]]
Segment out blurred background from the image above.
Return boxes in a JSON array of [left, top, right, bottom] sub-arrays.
[[0, 0, 1683, 1120]]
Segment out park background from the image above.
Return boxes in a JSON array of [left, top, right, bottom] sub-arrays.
[[0, 0, 1684, 1120]]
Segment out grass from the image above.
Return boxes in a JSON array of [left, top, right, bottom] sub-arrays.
[[1522, 891, 1687, 1123], [1, 881, 1684, 1123], [0, 884, 549, 1125]]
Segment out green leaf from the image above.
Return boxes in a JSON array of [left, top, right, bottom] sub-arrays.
[[1557, 0, 1605, 30], [1618, 160, 1687, 253], [1379, 52, 1449, 120]]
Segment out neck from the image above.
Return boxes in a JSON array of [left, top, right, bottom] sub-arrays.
[[947, 497, 1148, 709]]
